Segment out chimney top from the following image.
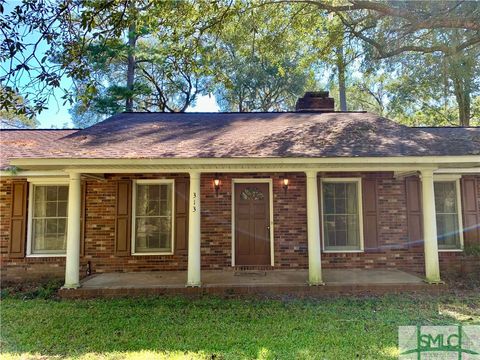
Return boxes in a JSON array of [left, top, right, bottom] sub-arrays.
[[295, 91, 335, 112]]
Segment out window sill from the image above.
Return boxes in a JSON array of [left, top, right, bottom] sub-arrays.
[[26, 254, 66, 258], [322, 250, 364, 254], [438, 249, 463, 253], [131, 252, 174, 256]]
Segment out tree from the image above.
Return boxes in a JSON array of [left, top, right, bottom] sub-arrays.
[[1, 0, 116, 118], [1, 0, 229, 120], [302, 0, 480, 57], [314, 0, 480, 125], [264, 0, 479, 125], [212, 3, 321, 112], [0, 88, 38, 128], [2, 0, 479, 126]]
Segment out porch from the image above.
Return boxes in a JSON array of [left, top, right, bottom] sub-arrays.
[[58, 269, 438, 299]]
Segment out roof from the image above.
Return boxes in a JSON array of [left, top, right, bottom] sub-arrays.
[[1, 112, 479, 169], [0, 129, 78, 169]]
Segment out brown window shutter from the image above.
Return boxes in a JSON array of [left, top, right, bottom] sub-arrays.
[[461, 176, 479, 247], [406, 176, 423, 248], [80, 182, 86, 256], [362, 179, 379, 251], [175, 178, 189, 251], [9, 180, 28, 258], [115, 180, 132, 256]]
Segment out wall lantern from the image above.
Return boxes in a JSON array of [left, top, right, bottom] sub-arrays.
[[213, 174, 221, 197], [282, 176, 289, 194]]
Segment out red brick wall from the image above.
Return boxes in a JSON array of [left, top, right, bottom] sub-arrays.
[[1, 173, 479, 282], [200, 173, 308, 269]]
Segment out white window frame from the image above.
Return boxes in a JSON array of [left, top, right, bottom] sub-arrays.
[[434, 175, 464, 252], [320, 178, 364, 253], [26, 177, 69, 257], [131, 179, 175, 256]]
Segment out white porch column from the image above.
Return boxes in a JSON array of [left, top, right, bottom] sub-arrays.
[[305, 171, 323, 285], [64, 172, 81, 289], [187, 171, 201, 287], [420, 169, 441, 283]]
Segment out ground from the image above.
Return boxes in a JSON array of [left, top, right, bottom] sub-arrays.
[[1, 279, 479, 360]]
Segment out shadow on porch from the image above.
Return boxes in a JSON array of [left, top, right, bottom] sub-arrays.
[[59, 269, 442, 299]]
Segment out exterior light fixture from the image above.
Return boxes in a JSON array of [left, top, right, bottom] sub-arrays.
[[282, 177, 289, 194], [213, 174, 220, 197]]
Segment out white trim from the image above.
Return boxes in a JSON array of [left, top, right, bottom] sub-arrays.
[[434, 174, 462, 181], [26, 254, 67, 258], [435, 168, 480, 174], [54, 165, 435, 174], [231, 178, 274, 267], [0, 171, 67, 177], [322, 250, 364, 254], [10, 155, 480, 167], [131, 179, 175, 256], [433, 178, 464, 252], [320, 177, 364, 253], [26, 182, 69, 257], [27, 177, 69, 185]]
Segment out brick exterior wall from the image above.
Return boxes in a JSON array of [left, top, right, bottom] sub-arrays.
[[1, 173, 479, 282]]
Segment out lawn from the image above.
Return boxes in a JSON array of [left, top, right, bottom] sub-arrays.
[[1, 291, 479, 360]]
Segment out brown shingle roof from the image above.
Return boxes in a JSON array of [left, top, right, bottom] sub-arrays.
[[1, 112, 479, 169], [0, 129, 78, 169]]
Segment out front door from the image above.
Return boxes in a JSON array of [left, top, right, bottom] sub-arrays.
[[234, 182, 271, 266]]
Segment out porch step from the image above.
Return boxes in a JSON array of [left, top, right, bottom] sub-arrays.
[[233, 266, 273, 276]]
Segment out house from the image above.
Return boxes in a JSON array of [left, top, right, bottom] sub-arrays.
[[1, 92, 479, 291]]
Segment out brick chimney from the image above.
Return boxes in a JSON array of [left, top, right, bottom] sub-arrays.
[[295, 91, 335, 112]]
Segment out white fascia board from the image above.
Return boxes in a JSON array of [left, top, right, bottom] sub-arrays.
[[9, 155, 480, 166], [0, 170, 67, 177], [8, 156, 480, 175]]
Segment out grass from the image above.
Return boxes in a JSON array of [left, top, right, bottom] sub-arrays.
[[1, 290, 479, 360]]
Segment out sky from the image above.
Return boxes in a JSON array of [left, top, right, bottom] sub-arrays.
[[37, 92, 220, 129]]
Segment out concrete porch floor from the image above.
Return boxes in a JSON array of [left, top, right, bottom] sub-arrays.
[[59, 269, 439, 298], [80, 269, 423, 289]]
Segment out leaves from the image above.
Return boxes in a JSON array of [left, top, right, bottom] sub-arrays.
[[0, 0, 478, 126]]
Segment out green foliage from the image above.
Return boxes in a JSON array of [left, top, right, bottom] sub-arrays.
[[211, 4, 323, 112], [0, 88, 38, 128], [69, 0, 221, 126], [1, 1, 479, 126], [1, 279, 63, 300], [464, 244, 480, 257]]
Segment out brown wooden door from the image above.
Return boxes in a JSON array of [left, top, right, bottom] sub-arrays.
[[235, 182, 271, 266]]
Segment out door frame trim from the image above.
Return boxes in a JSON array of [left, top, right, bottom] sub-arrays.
[[231, 178, 274, 267]]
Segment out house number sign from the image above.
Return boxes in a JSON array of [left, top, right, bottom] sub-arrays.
[[192, 192, 197, 212]]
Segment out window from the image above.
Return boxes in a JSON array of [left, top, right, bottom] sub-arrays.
[[240, 187, 265, 201], [321, 179, 363, 252], [434, 180, 463, 250], [132, 180, 174, 254], [29, 184, 68, 255]]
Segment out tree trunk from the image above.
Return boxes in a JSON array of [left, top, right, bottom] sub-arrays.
[[448, 32, 472, 127], [126, 21, 136, 112], [451, 64, 471, 127], [337, 44, 347, 111]]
